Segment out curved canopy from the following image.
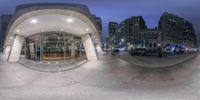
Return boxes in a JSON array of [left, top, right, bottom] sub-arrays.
[[15, 14, 92, 36], [5, 6, 100, 46]]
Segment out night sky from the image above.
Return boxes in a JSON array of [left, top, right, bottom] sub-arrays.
[[0, 0, 200, 40]]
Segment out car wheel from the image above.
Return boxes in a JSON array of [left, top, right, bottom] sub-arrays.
[[131, 52, 134, 56]]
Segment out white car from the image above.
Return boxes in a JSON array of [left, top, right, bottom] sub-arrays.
[[164, 46, 174, 54]]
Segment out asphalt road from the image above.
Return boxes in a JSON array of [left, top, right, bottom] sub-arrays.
[[117, 52, 198, 68]]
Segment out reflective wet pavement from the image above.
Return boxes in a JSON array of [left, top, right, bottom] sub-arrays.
[[0, 53, 200, 100]]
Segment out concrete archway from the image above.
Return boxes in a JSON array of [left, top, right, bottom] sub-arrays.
[[4, 3, 100, 62]]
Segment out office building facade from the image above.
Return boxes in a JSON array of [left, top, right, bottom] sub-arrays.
[[140, 28, 163, 42], [158, 12, 197, 47], [93, 15, 103, 47], [0, 15, 12, 51], [117, 16, 147, 44], [108, 22, 118, 47], [114, 12, 197, 48]]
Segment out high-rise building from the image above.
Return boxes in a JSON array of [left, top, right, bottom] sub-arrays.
[[140, 28, 163, 42], [93, 15, 103, 46], [0, 15, 12, 51], [118, 16, 147, 43], [158, 12, 197, 47], [158, 12, 184, 44], [108, 22, 118, 47], [182, 20, 197, 47]]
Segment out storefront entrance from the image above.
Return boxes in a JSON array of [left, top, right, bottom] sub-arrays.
[[21, 32, 86, 61]]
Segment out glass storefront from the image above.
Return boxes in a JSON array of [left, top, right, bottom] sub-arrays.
[[21, 32, 86, 61]]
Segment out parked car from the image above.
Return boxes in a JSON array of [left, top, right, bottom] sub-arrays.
[[112, 48, 119, 53], [163, 44, 175, 54], [174, 45, 180, 53], [190, 48, 198, 53], [179, 46, 187, 54], [129, 40, 163, 57], [129, 41, 147, 56]]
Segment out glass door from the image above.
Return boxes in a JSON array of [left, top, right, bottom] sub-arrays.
[[42, 33, 64, 61]]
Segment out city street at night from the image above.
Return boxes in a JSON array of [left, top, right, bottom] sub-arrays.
[[0, 53, 200, 100], [0, 0, 200, 100]]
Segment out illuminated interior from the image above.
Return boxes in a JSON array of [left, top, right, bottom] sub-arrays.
[[20, 31, 86, 61]]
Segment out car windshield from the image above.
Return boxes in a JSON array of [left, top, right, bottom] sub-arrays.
[[135, 41, 146, 48]]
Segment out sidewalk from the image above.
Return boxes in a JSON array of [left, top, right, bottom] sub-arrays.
[[19, 57, 87, 72], [0, 53, 200, 100]]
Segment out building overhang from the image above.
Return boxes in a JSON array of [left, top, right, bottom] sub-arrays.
[[5, 4, 100, 46]]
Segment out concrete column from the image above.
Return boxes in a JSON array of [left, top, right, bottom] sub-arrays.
[[64, 34, 66, 60], [81, 34, 98, 61], [4, 45, 11, 55], [24, 39, 27, 59], [3, 45, 11, 59], [71, 36, 75, 58], [40, 34, 43, 61], [8, 35, 25, 62]]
